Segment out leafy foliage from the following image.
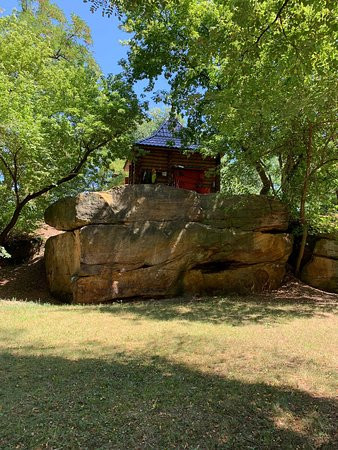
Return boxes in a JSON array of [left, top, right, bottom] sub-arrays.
[[0, 1, 142, 243], [133, 107, 171, 142], [220, 155, 261, 196], [0, 246, 10, 259], [87, 0, 337, 232]]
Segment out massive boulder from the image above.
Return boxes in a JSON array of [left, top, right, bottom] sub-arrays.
[[45, 185, 292, 303], [301, 235, 338, 293], [45, 184, 289, 231]]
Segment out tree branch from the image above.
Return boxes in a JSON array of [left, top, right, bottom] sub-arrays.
[[12, 151, 20, 205], [0, 151, 20, 205], [49, 48, 71, 62], [25, 139, 110, 202], [309, 158, 338, 178], [240, 0, 290, 60], [0, 153, 15, 182], [0, 139, 110, 245], [255, 0, 290, 47]]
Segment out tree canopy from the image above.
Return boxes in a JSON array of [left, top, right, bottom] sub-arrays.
[[0, 0, 142, 245], [88, 0, 337, 269]]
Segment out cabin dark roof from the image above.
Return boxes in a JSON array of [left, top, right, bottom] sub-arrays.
[[135, 118, 197, 150]]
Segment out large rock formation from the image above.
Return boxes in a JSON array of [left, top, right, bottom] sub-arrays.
[[44, 185, 293, 303], [301, 235, 338, 293]]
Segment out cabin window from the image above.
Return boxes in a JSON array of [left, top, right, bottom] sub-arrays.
[[141, 169, 165, 184]]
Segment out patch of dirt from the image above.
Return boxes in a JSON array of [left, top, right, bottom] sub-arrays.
[[0, 257, 56, 302], [0, 226, 337, 305], [0, 225, 62, 303], [36, 223, 62, 241], [265, 273, 338, 304]]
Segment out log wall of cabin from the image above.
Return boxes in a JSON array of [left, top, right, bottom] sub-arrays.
[[129, 146, 220, 192]]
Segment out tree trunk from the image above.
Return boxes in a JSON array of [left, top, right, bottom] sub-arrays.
[[255, 160, 272, 195], [295, 223, 308, 276], [0, 201, 28, 246], [295, 124, 313, 276]]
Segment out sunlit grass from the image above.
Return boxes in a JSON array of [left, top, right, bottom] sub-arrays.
[[0, 296, 337, 448]]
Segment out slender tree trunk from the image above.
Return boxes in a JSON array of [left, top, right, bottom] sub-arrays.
[[255, 160, 272, 195], [295, 222, 309, 276], [0, 201, 28, 246], [295, 124, 313, 276], [240, 147, 272, 195]]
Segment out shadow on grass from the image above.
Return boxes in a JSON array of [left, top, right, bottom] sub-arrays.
[[0, 352, 336, 449], [93, 294, 338, 326]]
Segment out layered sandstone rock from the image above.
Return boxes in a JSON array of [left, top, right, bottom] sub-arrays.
[[45, 185, 289, 231], [45, 185, 292, 303], [301, 236, 338, 293]]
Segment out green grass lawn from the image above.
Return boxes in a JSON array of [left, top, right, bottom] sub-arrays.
[[0, 296, 337, 449]]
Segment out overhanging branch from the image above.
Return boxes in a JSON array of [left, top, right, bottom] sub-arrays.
[[0, 138, 110, 244], [240, 0, 290, 60], [254, 0, 291, 47]]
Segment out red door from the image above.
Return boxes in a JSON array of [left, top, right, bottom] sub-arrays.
[[173, 169, 211, 193]]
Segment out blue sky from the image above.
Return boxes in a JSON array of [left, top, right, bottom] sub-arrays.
[[0, 0, 167, 108]]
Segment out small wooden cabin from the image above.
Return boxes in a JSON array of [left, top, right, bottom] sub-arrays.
[[124, 119, 220, 194]]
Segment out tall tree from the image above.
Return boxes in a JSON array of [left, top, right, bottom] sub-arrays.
[[0, 0, 141, 245]]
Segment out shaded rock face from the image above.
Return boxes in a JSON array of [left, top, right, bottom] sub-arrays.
[[44, 185, 292, 303], [301, 236, 338, 293]]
